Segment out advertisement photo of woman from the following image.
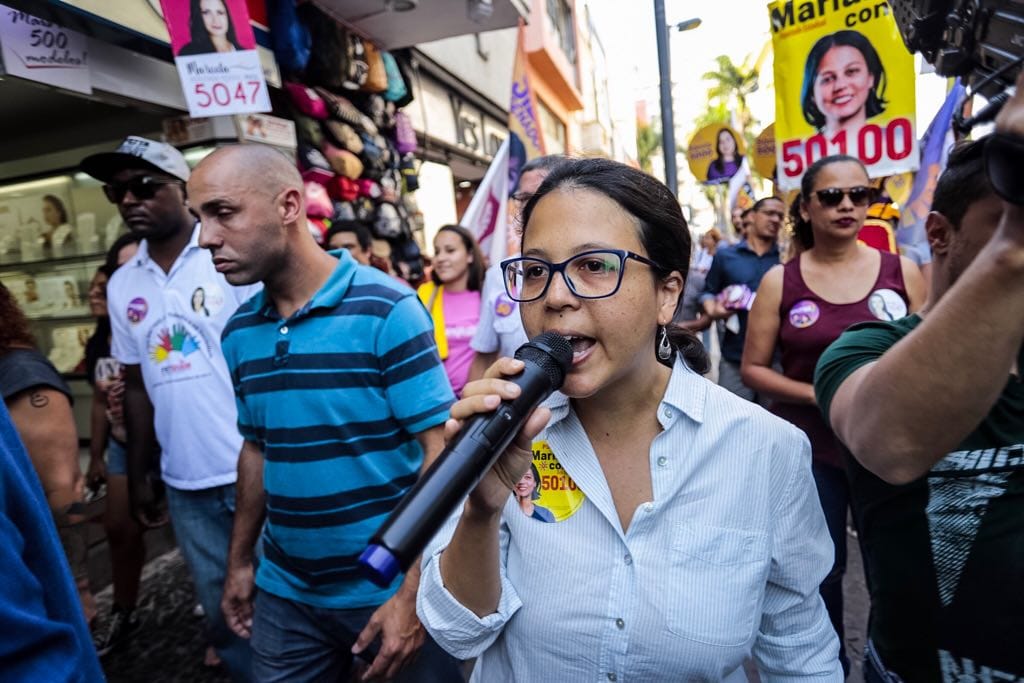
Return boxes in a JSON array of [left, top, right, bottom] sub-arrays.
[[706, 128, 744, 184], [514, 463, 554, 522], [801, 30, 888, 137], [177, 0, 244, 56], [41, 195, 74, 248]]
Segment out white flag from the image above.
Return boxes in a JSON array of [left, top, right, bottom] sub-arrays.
[[461, 138, 510, 266]]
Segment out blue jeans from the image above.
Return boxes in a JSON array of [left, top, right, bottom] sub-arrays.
[[166, 483, 252, 682], [106, 438, 128, 476], [811, 460, 850, 678], [250, 589, 462, 683]]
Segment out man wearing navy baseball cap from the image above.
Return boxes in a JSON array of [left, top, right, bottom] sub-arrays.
[[82, 137, 260, 678]]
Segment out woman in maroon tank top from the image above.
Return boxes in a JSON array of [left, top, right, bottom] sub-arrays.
[[740, 155, 926, 674]]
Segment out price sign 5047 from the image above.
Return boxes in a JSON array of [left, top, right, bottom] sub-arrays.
[[193, 81, 264, 109], [175, 51, 271, 118]]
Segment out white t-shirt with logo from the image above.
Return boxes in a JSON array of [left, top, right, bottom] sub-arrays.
[[470, 262, 528, 360], [108, 226, 261, 490]]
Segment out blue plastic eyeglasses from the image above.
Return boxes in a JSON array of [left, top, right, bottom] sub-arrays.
[[500, 249, 661, 303]]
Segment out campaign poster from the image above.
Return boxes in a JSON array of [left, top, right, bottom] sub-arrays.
[[686, 124, 747, 186], [769, 0, 918, 190], [752, 123, 777, 180], [160, 0, 270, 118]]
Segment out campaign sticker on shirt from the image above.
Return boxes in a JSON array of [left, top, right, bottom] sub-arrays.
[[190, 283, 226, 317], [788, 300, 820, 329], [516, 441, 585, 523], [127, 297, 148, 324], [720, 284, 756, 311], [867, 288, 908, 321], [494, 294, 516, 318]]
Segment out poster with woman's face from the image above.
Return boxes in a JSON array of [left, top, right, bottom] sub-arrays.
[[162, 0, 256, 57], [769, 0, 918, 190], [686, 124, 747, 186], [160, 0, 270, 118]]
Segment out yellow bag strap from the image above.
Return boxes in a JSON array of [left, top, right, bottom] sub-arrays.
[[417, 283, 448, 360]]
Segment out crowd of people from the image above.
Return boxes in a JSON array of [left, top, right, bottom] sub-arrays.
[[1, 74, 1022, 683]]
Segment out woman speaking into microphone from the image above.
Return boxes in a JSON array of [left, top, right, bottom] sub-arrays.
[[416, 158, 843, 680]]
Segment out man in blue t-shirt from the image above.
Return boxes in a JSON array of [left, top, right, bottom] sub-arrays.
[[701, 196, 784, 401], [0, 401, 104, 682], [189, 145, 460, 682]]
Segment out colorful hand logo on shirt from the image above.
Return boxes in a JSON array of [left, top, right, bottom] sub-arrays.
[[150, 324, 200, 364]]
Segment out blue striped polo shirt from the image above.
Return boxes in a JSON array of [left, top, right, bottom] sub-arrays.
[[221, 250, 455, 609]]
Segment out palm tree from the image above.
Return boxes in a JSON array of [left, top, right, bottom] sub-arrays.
[[702, 54, 760, 133], [636, 120, 661, 175]]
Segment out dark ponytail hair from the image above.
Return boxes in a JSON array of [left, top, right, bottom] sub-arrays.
[[789, 194, 813, 250], [520, 157, 710, 374], [796, 154, 869, 250]]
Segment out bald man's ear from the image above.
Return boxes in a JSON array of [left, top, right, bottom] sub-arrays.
[[279, 187, 304, 227], [925, 211, 953, 257]]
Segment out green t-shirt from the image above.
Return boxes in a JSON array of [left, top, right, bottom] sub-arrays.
[[815, 314, 1024, 681]]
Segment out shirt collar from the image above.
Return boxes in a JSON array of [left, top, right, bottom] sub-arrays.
[[132, 223, 201, 268], [735, 239, 779, 257], [545, 356, 707, 428], [256, 249, 356, 321]]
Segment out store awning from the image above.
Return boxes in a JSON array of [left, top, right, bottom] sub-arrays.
[[313, 0, 529, 49]]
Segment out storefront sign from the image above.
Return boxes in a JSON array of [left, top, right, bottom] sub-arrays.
[[160, 0, 270, 118], [450, 92, 505, 158], [406, 72, 507, 161], [769, 0, 918, 190], [0, 5, 91, 94]]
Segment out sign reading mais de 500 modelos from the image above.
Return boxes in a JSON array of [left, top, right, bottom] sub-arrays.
[[769, 0, 919, 190]]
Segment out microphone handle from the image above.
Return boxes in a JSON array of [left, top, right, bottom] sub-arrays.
[[368, 362, 553, 575]]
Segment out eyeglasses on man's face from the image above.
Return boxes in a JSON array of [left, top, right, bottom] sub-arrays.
[[501, 249, 661, 303], [103, 175, 181, 204]]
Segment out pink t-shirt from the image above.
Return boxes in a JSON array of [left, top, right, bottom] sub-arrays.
[[442, 289, 481, 396]]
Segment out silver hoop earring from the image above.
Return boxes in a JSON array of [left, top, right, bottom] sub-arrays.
[[657, 325, 673, 361]]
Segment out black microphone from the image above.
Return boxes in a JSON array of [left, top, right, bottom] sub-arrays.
[[359, 332, 573, 586]]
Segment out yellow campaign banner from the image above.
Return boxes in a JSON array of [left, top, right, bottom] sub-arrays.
[[685, 124, 746, 186], [753, 123, 777, 180], [769, 0, 918, 190]]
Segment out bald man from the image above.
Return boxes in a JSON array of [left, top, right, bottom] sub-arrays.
[[191, 145, 460, 682]]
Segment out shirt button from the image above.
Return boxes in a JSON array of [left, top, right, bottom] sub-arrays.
[[280, 326, 289, 335], [643, 502, 654, 513], [663, 407, 672, 418], [657, 456, 667, 467], [623, 554, 632, 565], [615, 618, 625, 630], [607, 674, 617, 682]]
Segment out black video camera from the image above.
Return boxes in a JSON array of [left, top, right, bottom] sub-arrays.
[[891, 0, 1023, 99]]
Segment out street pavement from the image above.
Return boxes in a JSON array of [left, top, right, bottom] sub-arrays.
[[94, 526, 869, 682]]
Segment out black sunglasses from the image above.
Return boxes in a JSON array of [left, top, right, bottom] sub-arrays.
[[814, 186, 873, 208], [103, 176, 181, 204]]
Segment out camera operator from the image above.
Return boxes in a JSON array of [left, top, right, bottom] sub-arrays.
[[813, 72, 1024, 681]]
